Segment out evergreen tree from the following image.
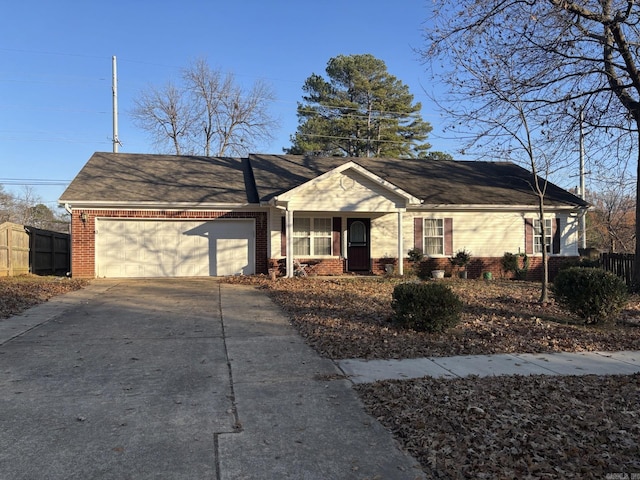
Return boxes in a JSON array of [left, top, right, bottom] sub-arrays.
[[286, 54, 432, 158]]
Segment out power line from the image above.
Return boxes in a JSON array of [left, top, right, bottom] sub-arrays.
[[0, 178, 70, 186]]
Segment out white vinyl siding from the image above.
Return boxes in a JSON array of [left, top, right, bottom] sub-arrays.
[[293, 217, 332, 256], [370, 211, 579, 260], [286, 170, 405, 212]]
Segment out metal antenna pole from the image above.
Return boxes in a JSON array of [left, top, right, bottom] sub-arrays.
[[112, 56, 119, 153]]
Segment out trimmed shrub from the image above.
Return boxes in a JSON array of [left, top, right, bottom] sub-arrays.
[[391, 282, 463, 332], [558, 258, 601, 270], [552, 267, 628, 324], [501, 252, 529, 279]]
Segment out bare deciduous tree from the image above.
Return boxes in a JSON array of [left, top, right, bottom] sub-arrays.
[[424, 46, 569, 301], [132, 59, 278, 157], [0, 185, 68, 231], [131, 82, 195, 155], [587, 168, 636, 253], [424, 0, 640, 288]]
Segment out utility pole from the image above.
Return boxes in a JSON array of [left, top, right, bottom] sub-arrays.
[[112, 55, 120, 153], [579, 108, 587, 249]]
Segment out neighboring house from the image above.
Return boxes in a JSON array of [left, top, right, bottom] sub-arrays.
[[59, 152, 588, 279]]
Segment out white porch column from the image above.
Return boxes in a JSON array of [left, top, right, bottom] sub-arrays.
[[285, 209, 294, 278], [397, 209, 404, 276]]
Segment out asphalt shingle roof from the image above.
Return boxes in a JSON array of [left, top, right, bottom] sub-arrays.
[[248, 154, 587, 207], [60, 152, 588, 208], [60, 152, 252, 204]]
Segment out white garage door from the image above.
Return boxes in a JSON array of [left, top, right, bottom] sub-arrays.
[[95, 219, 255, 278]]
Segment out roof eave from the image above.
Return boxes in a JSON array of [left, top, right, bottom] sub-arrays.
[[411, 203, 588, 211], [59, 200, 262, 210]]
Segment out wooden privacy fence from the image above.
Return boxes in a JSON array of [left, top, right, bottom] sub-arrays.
[[0, 222, 30, 276], [0, 222, 70, 277], [600, 253, 634, 286]]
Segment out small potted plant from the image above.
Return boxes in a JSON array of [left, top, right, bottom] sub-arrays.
[[450, 248, 472, 279]]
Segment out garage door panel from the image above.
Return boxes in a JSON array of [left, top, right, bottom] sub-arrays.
[[96, 219, 255, 278]]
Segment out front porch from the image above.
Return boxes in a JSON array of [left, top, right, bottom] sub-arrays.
[[268, 161, 420, 279]]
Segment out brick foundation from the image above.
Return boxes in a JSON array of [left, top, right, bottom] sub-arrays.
[[268, 256, 578, 279], [269, 258, 346, 276], [407, 256, 577, 281]]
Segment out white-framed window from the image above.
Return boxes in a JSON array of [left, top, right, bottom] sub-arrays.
[[293, 217, 332, 256], [534, 218, 552, 253], [424, 218, 444, 255]]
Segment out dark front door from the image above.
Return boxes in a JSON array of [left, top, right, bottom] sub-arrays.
[[347, 218, 370, 271]]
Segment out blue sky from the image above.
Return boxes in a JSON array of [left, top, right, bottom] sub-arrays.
[[1, 1, 454, 209]]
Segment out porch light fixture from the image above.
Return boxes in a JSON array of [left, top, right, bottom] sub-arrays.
[[80, 212, 88, 223]]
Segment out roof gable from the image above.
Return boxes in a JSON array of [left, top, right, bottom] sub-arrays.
[[273, 161, 420, 206]]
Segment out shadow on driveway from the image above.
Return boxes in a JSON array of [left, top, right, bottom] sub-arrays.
[[0, 279, 234, 480]]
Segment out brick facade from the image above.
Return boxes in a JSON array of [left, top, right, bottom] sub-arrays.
[[408, 256, 576, 281], [268, 255, 577, 279], [71, 209, 268, 278]]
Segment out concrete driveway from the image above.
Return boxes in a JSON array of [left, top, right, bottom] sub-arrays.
[[0, 279, 425, 480], [1, 279, 234, 479]]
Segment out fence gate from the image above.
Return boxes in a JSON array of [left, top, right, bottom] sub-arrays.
[[0, 222, 30, 276], [27, 226, 71, 276]]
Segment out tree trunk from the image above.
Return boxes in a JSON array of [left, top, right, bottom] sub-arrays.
[[538, 196, 549, 303], [634, 128, 640, 290]]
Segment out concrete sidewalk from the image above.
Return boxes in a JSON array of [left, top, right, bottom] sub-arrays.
[[0, 279, 426, 480], [337, 350, 640, 384]]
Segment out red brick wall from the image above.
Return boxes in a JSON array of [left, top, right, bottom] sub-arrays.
[[404, 256, 577, 280], [268, 258, 346, 276], [71, 209, 268, 278]]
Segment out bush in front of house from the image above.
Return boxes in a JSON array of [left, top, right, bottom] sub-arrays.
[[501, 252, 529, 279], [391, 282, 462, 332], [558, 257, 601, 270], [552, 267, 628, 325]]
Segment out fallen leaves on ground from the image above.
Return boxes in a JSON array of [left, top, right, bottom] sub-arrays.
[[0, 275, 88, 319], [225, 275, 640, 478], [226, 276, 640, 359], [356, 374, 640, 479]]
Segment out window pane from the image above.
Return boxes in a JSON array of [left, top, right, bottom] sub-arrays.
[[424, 219, 444, 255], [314, 218, 332, 236], [534, 218, 552, 253], [313, 237, 331, 256], [349, 220, 366, 243], [293, 218, 310, 236], [293, 237, 310, 256], [425, 238, 443, 256], [424, 219, 443, 237]]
